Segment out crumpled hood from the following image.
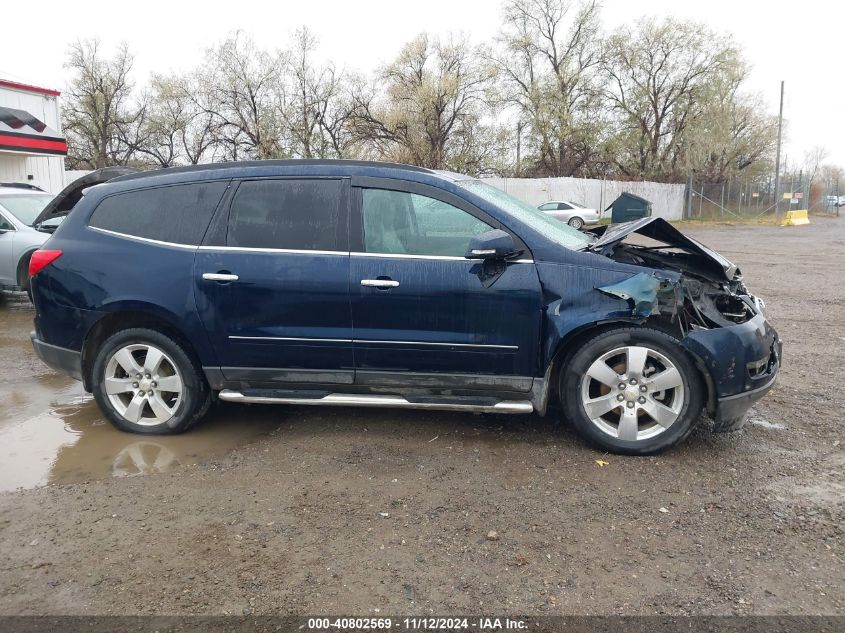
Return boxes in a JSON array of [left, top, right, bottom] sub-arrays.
[[32, 166, 138, 227], [586, 217, 738, 282]]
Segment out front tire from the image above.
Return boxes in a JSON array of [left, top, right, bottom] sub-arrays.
[[559, 327, 704, 455], [91, 328, 211, 434]]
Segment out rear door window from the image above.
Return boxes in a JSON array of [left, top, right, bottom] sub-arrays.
[[227, 179, 343, 251], [89, 181, 227, 245]]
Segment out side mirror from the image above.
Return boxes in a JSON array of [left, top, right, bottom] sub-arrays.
[[465, 229, 520, 260]]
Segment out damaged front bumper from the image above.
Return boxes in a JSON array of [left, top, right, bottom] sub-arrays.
[[680, 313, 781, 423]]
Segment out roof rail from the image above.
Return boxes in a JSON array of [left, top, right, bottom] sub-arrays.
[[0, 182, 45, 192]]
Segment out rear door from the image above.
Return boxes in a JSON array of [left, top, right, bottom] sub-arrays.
[[349, 179, 542, 391], [194, 177, 354, 385]]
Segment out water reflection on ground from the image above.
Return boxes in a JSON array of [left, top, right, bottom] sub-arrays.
[[0, 291, 279, 492]]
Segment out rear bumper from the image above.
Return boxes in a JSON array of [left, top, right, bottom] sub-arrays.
[[30, 331, 83, 381]]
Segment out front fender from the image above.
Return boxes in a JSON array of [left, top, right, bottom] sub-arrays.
[[536, 261, 677, 369]]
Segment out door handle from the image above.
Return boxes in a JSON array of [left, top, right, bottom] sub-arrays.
[[202, 272, 239, 282], [361, 279, 399, 289]]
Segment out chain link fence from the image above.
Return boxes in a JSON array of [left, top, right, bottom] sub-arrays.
[[686, 175, 844, 220]]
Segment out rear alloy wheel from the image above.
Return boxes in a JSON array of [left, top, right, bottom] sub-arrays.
[[567, 216, 584, 229], [560, 327, 703, 454], [91, 328, 211, 434]]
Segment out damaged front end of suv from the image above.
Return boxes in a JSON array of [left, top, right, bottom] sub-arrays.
[[582, 217, 781, 430]]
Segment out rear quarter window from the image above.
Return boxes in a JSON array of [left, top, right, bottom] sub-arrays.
[[88, 181, 228, 245]]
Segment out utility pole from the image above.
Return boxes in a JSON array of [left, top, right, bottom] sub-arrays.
[[773, 81, 785, 218], [686, 172, 693, 219]]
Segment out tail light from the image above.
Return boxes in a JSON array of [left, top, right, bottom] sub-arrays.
[[29, 249, 63, 276]]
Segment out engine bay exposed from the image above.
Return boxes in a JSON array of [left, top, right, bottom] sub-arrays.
[[587, 218, 758, 334]]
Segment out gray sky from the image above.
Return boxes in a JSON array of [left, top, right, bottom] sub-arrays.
[[1, 0, 840, 168]]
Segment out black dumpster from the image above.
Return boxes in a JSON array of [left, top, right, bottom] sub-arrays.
[[605, 192, 652, 223]]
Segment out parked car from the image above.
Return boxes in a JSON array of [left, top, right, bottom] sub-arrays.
[[28, 160, 781, 454], [0, 183, 56, 296], [537, 200, 600, 229]]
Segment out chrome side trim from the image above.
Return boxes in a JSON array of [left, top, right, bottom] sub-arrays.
[[88, 226, 197, 250], [350, 251, 534, 264], [229, 335, 352, 343], [356, 339, 518, 350], [218, 390, 534, 414], [85, 230, 536, 264], [197, 245, 347, 256], [227, 335, 516, 350]]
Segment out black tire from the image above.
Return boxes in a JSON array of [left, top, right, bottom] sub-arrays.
[[567, 216, 584, 229], [16, 253, 32, 302], [91, 327, 211, 434], [559, 327, 704, 455]]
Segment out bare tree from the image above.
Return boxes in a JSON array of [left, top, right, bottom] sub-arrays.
[[803, 145, 830, 186], [137, 74, 218, 166], [352, 33, 493, 171], [686, 65, 778, 182], [603, 17, 739, 181], [279, 27, 358, 159], [62, 39, 144, 168], [199, 32, 284, 160], [491, 0, 603, 177]]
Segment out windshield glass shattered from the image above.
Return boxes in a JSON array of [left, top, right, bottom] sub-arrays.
[[459, 180, 593, 251]]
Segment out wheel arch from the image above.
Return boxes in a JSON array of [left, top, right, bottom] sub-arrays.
[[81, 307, 204, 391], [544, 318, 716, 415], [16, 247, 38, 289]]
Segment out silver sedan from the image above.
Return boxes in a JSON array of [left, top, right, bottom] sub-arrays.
[[537, 200, 600, 229], [0, 185, 55, 296]]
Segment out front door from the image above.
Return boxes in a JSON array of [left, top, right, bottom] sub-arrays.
[[349, 182, 542, 391], [194, 178, 354, 385]]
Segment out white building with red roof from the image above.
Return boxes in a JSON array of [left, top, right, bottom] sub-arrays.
[[0, 79, 67, 194]]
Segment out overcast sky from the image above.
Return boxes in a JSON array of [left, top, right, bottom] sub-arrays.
[[1, 0, 840, 168]]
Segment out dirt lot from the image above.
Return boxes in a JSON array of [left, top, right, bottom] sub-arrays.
[[0, 218, 842, 616]]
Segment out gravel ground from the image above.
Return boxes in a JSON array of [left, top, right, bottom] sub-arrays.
[[0, 218, 842, 616]]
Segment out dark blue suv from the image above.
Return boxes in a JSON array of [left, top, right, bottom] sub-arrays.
[[28, 161, 780, 454]]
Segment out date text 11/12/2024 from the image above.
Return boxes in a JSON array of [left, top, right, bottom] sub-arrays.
[[307, 617, 528, 630]]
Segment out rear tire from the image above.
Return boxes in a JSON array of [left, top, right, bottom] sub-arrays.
[[17, 254, 32, 302], [567, 216, 584, 229], [558, 327, 704, 455], [91, 328, 211, 434]]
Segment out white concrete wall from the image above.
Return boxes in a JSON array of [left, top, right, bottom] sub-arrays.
[[483, 176, 687, 221]]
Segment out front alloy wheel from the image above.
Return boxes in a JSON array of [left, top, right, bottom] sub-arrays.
[[581, 346, 684, 441], [560, 327, 704, 454]]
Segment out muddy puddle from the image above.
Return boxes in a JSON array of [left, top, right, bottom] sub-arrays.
[[0, 293, 279, 492]]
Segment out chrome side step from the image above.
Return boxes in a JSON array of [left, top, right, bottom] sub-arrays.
[[218, 390, 534, 414]]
